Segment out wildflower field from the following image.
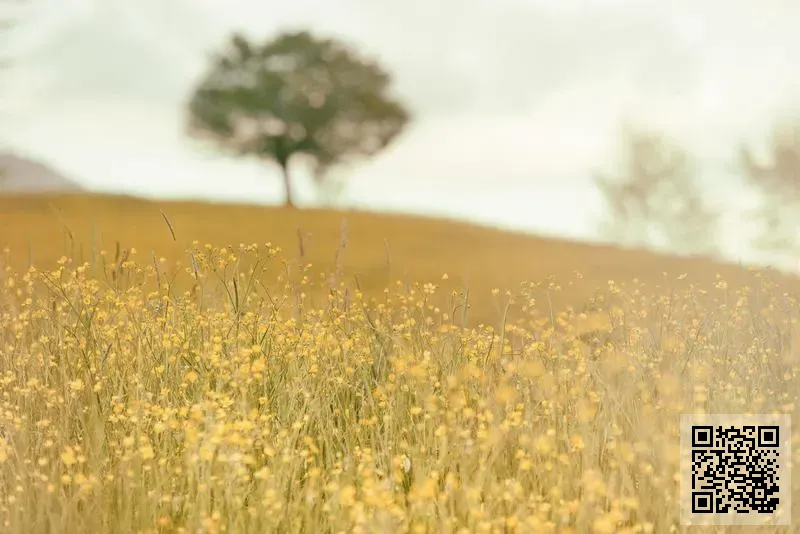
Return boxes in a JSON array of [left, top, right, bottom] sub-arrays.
[[1, 194, 800, 533]]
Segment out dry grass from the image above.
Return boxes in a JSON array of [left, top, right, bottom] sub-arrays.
[[1, 193, 797, 325], [0, 193, 799, 532]]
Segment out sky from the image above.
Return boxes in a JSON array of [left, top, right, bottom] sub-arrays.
[[2, 0, 800, 268]]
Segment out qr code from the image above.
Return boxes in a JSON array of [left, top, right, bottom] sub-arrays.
[[681, 414, 791, 526]]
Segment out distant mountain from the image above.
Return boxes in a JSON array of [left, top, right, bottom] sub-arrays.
[[0, 152, 83, 193]]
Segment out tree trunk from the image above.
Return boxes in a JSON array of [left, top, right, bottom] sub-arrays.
[[280, 161, 295, 208]]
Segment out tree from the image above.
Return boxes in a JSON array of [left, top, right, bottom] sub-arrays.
[[595, 125, 719, 256], [739, 120, 800, 258], [186, 30, 410, 208]]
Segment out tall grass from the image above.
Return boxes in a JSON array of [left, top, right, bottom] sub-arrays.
[[0, 243, 798, 533]]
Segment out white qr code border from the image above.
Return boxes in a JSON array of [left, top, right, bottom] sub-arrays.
[[680, 414, 792, 526]]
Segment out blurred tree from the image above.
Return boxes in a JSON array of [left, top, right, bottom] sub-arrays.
[[187, 31, 410, 208], [595, 126, 720, 256], [740, 121, 800, 256]]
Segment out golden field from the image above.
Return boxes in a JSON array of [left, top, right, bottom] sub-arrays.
[[2, 193, 799, 326], [1, 193, 799, 533]]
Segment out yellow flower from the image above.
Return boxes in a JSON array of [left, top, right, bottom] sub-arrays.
[[139, 445, 155, 460], [423, 283, 437, 295], [569, 434, 585, 451], [413, 477, 438, 501], [576, 399, 598, 423], [61, 447, 77, 466], [251, 357, 266, 374], [534, 435, 553, 455], [494, 384, 517, 404], [339, 485, 357, 507]]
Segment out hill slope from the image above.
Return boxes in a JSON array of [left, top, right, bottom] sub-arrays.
[[0, 193, 796, 324], [0, 152, 84, 193], [0, 152, 83, 193]]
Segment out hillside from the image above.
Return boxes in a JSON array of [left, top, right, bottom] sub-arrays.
[[0, 152, 84, 193], [1, 192, 797, 325]]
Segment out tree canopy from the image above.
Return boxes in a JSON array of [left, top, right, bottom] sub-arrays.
[[740, 121, 800, 255], [187, 30, 410, 207], [595, 126, 719, 257]]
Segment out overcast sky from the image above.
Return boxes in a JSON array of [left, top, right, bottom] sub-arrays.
[[2, 0, 800, 267]]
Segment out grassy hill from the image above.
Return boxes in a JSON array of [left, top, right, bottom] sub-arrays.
[[1, 193, 798, 325]]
